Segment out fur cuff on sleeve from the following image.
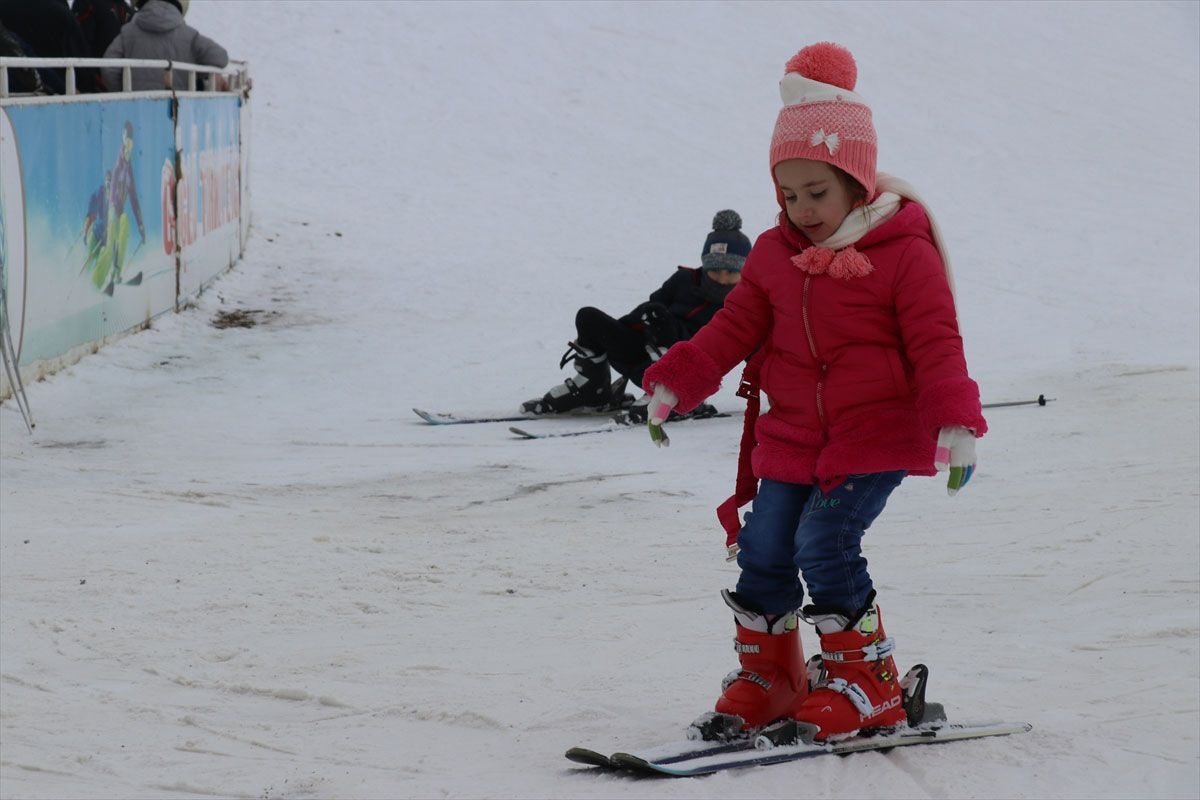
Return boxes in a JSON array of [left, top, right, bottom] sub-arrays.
[[917, 376, 988, 437], [642, 340, 724, 412]]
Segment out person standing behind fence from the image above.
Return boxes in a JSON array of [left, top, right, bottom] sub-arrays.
[[73, 0, 135, 61], [0, 0, 95, 93], [0, 23, 43, 94], [101, 0, 227, 92]]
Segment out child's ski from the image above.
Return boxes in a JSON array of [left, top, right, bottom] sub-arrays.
[[509, 410, 733, 439], [413, 408, 533, 425], [413, 404, 632, 426], [508, 423, 622, 439], [567, 720, 1031, 777], [616, 720, 1030, 776], [566, 737, 752, 769], [566, 665, 1030, 776]]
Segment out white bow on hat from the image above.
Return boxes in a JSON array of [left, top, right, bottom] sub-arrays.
[[810, 129, 840, 154]]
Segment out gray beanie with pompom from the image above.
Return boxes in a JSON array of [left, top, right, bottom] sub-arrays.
[[700, 210, 752, 272]]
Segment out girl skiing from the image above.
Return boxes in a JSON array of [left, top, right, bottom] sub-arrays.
[[641, 42, 987, 742]]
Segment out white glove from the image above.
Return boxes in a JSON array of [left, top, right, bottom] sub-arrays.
[[934, 426, 977, 496], [645, 384, 679, 447]]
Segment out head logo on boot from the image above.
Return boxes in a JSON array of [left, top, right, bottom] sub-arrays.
[[855, 607, 880, 635]]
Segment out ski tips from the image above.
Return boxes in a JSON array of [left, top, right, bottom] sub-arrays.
[[564, 747, 612, 767]]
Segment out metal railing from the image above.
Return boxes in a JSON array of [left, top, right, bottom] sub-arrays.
[[0, 56, 249, 98]]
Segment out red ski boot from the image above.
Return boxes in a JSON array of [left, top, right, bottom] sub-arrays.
[[790, 598, 907, 741], [690, 590, 809, 740]]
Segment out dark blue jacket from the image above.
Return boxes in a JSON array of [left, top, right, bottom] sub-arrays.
[[621, 266, 725, 343]]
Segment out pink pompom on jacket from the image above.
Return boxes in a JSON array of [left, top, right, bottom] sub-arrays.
[[643, 199, 986, 538]]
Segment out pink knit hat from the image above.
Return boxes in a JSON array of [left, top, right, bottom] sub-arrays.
[[770, 42, 877, 198]]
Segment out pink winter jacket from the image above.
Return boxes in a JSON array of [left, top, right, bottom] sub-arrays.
[[644, 199, 986, 529]]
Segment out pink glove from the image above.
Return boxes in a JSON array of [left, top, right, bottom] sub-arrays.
[[934, 426, 977, 496], [644, 383, 678, 447]]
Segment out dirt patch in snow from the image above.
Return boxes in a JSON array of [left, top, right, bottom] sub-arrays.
[[211, 309, 279, 329]]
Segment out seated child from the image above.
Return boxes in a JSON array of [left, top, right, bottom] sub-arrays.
[[522, 210, 750, 416]]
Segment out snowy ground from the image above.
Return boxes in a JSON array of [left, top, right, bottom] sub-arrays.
[[2, 2, 1198, 798]]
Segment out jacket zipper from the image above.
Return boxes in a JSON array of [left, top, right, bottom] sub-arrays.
[[801, 275, 828, 430]]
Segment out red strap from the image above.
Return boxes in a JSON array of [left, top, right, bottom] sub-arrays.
[[717, 349, 767, 553]]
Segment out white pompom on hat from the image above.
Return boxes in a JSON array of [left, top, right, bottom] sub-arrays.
[[769, 42, 877, 198]]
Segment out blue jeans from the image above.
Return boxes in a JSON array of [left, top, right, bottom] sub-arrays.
[[734, 472, 905, 616]]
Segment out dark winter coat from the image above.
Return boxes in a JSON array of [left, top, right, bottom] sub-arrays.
[[644, 201, 987, 489], [0, 23, 42, 93], [0, 0, 94, 93], [101, 0, 227, 91], [623, 266, 725, 344], [73, 0, 133, 59]]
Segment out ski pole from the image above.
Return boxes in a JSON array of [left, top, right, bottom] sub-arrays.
[[66, 226, 86, 261], [982, 394, 1052, 410]]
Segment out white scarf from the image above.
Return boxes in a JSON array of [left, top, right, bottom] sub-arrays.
[[815, 190, 901, 250], [813, 172, 957, 299]]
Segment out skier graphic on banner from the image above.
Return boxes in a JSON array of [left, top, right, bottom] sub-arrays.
[[92, 120, 145, 294], [81, 170, 111, 279]]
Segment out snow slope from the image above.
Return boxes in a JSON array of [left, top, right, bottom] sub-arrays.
[[2, 1, 1198, 798]]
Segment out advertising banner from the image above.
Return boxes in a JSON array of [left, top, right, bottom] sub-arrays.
[[175, 95, 242, 301], [0, 99, 176, 369]]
